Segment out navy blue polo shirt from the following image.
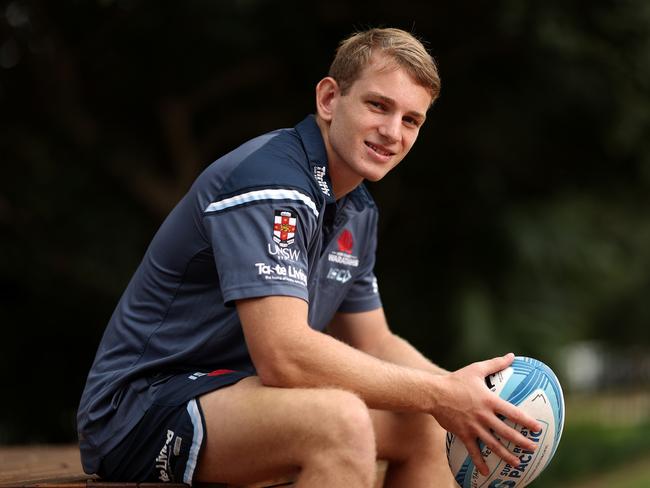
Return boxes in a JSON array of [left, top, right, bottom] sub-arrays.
[[77, 115, 382, 473]]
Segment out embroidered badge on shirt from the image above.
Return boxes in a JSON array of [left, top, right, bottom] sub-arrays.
[[337, 229, 354, 254], [328, 228, 359, 267], [273, 210, 297, 248]]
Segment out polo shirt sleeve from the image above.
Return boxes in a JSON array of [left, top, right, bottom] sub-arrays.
[[202, 188, 319, 306], [337, 213, 382, 313], [337, 270, 382, 313]]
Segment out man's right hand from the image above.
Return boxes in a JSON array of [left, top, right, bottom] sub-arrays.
[[430, 353, 542, 475]]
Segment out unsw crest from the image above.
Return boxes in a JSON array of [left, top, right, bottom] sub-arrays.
[[273, 210, 297, 248]]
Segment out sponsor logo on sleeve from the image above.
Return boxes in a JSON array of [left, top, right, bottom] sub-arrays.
[[255, 262, 307, 287], [273, 210, 297, 248]]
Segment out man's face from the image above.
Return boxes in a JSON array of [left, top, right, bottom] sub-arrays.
[[325, 54, 432, 185]]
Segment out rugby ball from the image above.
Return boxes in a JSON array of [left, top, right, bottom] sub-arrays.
[[446, 356, 565, 488]]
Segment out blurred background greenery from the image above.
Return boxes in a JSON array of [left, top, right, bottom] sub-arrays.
[[1, 0, 649, 485]]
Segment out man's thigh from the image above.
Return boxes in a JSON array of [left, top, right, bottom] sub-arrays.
[[194, 376, 372, 485], [194, 378, 452, 485]]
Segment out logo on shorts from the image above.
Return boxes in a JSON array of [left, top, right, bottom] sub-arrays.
[[273, 210, 297, 248], [189, 369, 235, 380], [155, 429, 175, 482]]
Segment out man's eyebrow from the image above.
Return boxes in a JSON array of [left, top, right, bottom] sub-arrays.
[[366, 92, 427, 121]]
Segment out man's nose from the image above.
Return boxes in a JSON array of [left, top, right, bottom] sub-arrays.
[[378, 116, 400, 143]]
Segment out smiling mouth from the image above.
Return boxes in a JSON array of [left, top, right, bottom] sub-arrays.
[[365, 141, 394, 157]]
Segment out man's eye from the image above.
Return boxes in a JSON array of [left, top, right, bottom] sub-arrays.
[[368, 101, 384, 110], [404, 117, 419, 127]]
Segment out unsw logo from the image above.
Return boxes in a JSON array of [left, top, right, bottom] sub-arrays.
[[273, 210, 297, 248], [267, 242, 300, 261]]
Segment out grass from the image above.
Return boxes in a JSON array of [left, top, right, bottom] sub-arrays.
[[534, 421, 650, 486], [532, 390, 650, 487], [566, 455, 650, 488]]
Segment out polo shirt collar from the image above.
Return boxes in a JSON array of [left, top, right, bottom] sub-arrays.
[[296, 115, 336, 204]]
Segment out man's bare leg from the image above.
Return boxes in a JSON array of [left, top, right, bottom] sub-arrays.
[[370, 409, 457, 488], [194, 377, 377, 487]]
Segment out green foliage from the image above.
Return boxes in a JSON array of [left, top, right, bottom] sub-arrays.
[[374, 0, 650, 371], [536, 421, 650, 487]]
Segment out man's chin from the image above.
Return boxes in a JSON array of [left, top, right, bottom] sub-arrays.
[[361, 164, 396, 182], [364, 173, 385, 183]]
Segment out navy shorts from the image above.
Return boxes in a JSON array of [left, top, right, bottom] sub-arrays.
[[98, 369, 252, 484]]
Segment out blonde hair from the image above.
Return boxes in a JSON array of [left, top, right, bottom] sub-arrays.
[[329, 28, 441, 104]]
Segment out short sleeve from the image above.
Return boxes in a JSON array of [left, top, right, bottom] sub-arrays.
[[202, 189, 318, 306], [337, 271, 382, 313]]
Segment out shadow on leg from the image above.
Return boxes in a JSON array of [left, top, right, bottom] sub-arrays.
[[370, 409, 457, 488]]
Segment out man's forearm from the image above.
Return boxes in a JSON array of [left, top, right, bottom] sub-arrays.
[[286, 332, 437, 413], [239, 296, 445, 415], [257, 324, 443, 414], [370, 332, 449, 375]]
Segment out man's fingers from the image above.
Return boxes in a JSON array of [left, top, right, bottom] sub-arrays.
[[489, 416, 538, 453], [463, 436, 489, 476], [477, 427, 521, 468], [464, 428, 521, 476], [479, 352, 515, 376], [451, 354, 546, 475], [495, 398, 542, 435]]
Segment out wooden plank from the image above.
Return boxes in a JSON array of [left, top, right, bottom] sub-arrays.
[[0, 445, 287, 487], [0, 445, 385, 487], [0, 445, 91, 487], [0, 446, 185, 487]]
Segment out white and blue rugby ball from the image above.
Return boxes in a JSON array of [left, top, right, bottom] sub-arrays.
[[446, 356, 565, 488]]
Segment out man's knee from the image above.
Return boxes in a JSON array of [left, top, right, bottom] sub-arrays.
[[304, 389, 376, 483], [309, 389, 375, 452]]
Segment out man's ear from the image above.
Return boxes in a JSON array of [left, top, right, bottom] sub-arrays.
[[315, 77, 340, 122]]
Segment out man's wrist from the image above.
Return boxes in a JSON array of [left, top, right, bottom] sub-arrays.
[[424, 371, 446, 416]]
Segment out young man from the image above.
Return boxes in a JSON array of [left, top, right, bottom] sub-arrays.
[[77, 28, 541, 487]]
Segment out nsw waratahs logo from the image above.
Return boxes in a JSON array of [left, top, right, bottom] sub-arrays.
[[337, 229, 354, 253], [273, 210, 297, 248], [327, 228, 359, 267]]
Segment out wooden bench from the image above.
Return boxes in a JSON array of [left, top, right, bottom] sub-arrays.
[[0, 445, 386, 488]]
